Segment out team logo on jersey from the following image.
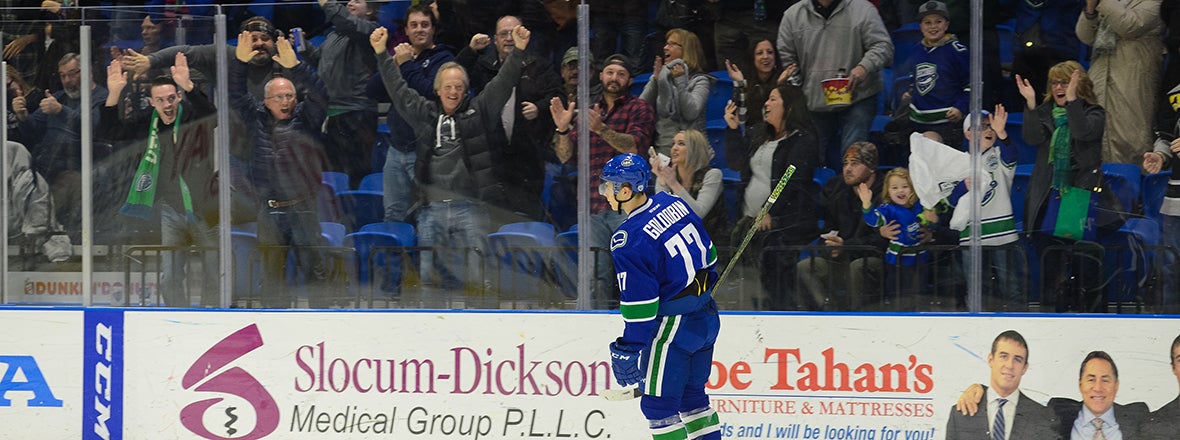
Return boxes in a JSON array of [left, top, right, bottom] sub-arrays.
[[984, 152, 1000, 171], [610, 231, 628, 251], [134, 173, 154, 192], [915, 63, 938, 96]]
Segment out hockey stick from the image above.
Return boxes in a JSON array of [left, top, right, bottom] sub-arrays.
[[714, 164, 796, 291], [601, 385, 643, 401], [600, 165, 797, 402]]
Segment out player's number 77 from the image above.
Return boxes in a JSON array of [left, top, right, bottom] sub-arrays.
[[601, 165, 797, 402]]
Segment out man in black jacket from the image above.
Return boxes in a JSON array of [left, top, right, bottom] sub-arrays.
[[230, 32, 329, 308], [1135, 334, 1180, 438], [456, 15, 562, 223], [103, 52, 218, 308], [797, 141, 889, 310]]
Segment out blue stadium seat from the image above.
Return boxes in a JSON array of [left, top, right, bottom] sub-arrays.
[[706, 70, 733, 122], [361, 221, 416, 246], [337, 190, 385, 232], [320, 222, 347, 247], [1102, 163, 1142, 216], [487, 232, 551, 299], [498, 222, 556, 246], [343, 231, 405, 295], [1143, 172, 1169, 223], [232, 222, 257, 234], [231, 231, 261, 299], [722, 168, 742, 222], [814, 167, 836, 187], [1102, 217, 1161, 305], [1011, 164, 1033, 231], [322, 171, 349, 193], [997, 23, 1015, 67], [879, 67, 893, 114], [553, 230, 578, 298], [1005, 112, 1036, 166], [317, 183, 341, 223], [359, 172, 384, 192], [630, 72, 652, 96], [890, 74, 913, 112], [891, 22, 922, 74], [706, 119, 727, 168]]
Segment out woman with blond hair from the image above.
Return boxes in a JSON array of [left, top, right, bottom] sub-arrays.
[[1016, 60, 1123, 312], [652, 129, 729, 244], [642, 28, 715, 155]]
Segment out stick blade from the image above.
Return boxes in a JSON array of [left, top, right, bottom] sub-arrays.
[[600, 386, 642, 401]]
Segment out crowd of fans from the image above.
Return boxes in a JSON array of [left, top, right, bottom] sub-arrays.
[[1, 0, 1177, 312]]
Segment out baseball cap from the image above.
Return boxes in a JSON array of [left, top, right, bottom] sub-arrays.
[[843, 142, 879, 169], [917, 1, 950, 20], [963, 109, 992, 132], [562, 47, 579, 66], [602, 53, 632, 74]]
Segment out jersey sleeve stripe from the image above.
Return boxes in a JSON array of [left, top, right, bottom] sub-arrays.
[[620, 299, 659, 321]]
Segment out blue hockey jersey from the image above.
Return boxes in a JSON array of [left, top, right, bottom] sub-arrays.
[[909, 36, 970, 125], [864, 202, 930, 266], [611, 192, 718, 347]]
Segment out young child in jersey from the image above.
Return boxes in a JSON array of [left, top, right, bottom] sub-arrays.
[[908, 1, 970, 149], [955, 106, 1024, 310], [857, 167, 935, 301]]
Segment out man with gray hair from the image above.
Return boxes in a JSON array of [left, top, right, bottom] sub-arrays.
[[22, 52, 109, 232]]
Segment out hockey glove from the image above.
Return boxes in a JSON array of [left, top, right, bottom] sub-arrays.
[[609, 339, 643, 386]]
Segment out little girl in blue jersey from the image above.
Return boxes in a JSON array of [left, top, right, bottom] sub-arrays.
[[857, 167, 936, 300]]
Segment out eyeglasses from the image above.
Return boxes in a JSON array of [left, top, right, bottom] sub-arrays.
[[664, 41, 682, 47], [496, 30, 514, 38], [266, 93, 296, 101], [1048, 80, 1070, 88], [58, 68, 81, 79]]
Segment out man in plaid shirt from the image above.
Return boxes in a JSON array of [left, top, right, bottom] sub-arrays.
[[550, 53, 655, 306]]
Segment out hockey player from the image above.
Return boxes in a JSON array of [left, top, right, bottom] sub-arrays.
[[601, 153, 722, 440]]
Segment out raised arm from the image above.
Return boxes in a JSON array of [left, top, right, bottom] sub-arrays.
[[370, 27, 435, 128]]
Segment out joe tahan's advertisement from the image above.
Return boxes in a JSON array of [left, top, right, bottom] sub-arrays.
[[1, 309, 1177, 439]]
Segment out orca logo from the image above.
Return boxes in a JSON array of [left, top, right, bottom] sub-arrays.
[[610, 230, 628, 251], [0, 355, 63, 407], [134, 173, 154, 193], [180, 324, 279, 440], [915, 63, 938, 96]]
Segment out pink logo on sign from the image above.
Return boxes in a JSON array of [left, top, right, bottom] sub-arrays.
[[180, 324, 280, 440]]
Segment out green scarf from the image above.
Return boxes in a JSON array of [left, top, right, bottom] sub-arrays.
[[120, 104, 192, 220], [1048, 105, 1072, 192]]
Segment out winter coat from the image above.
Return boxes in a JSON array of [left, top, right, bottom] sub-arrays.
[[640, 66, 715, 150], [1022, 98, 1123, 233], [1076, 0, 1165, 165], [375, 47, 525, 206], [229, 61, 329, 203]]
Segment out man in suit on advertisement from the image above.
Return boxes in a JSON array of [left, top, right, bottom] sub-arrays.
[[1134, 335, 1180, 439], [946, 330, 1060, 440], [1047, 351, 1148, 439]]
